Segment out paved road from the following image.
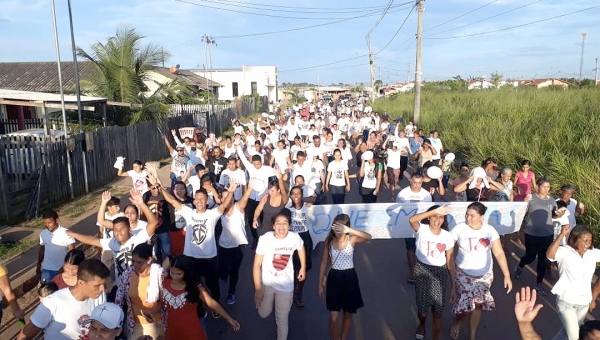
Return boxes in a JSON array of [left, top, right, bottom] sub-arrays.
[[6, 165, 600, 339]]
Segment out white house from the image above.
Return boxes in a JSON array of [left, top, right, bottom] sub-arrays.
[[467, 79, 494, 90], [191, 65, 278, 102]]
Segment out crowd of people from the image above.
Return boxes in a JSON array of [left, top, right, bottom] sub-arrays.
[[4, 97, 598, 340]]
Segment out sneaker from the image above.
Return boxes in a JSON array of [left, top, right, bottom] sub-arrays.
[[226, 294, 236, 305], [212, 312, 221, 319], [533, 284, 547, 296], [513, 266, 522, 280]]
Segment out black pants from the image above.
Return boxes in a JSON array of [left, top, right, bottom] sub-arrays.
[[400, 156, 408, 181], [518, 233, 553, 284], [190, 256, 220, 301], [361, 187, 377, 203], [217, 245, 244, 295], [246, 199, 260, 248]]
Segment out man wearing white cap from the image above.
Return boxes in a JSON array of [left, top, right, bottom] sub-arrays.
[[87, 303, 124, 340]]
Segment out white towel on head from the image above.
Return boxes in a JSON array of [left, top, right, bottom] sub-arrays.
[[145, 263, 162, 303], [469, 167, 490, 189]]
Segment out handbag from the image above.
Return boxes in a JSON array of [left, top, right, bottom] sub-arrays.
[[322, 236, 348, 287]]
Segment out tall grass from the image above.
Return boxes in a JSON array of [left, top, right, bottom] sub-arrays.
[[374, 87, 600, 234]]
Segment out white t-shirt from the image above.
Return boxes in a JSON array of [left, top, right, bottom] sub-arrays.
[[100, 227, 151, 278], [395, 187, 432, 203], [285, 203, 310, 233], [309, 160, 324, 184], [179, 206, 222, 258], [415, 224, 455, 266], [30, 287, 106, 340], [549, 246, 600, 305], [306, 144, 326, 161], [272, 148, 290, 171], [291, 161, 313, 186], [451, 223, 499, 277], [218, 168, 247, 201], [327, 161, 348, 187], [173, 203, 193, 230], [387, 149, 401, 169], [256, 231, 304, 292], [325, 141, 336, 156], [219, 204, 248, 248], [170, 151, 191, 178], [361, 163, 378, 189], [40, 226, 75, 271], [337, 117, 350, 132], [223, 145, 236, 158], [187, 175, 202, 198], [429, 138, 443, 160], [127, 170, 149, 194], [97, 212, 125, 239]]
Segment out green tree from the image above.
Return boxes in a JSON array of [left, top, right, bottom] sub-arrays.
[[77, 25, 174, 125], [490, 70, 503, 87], [374, 79, 383, 94]]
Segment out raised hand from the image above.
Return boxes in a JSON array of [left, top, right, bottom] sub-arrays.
[[434, 205, 452, 215], [171, 129, 177, 136], [227, 178, 238, 192], [332, 223, 349, 234], [128, 188, 144, 206], [101, 191, 112, 204], [514, 287, 543, 323]]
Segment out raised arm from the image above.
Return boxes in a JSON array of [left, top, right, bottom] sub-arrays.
[[66, 230, 101, 248], [217, 179, 238, 214], [333, 223, 372, 245], [453, 176, 473, 193], [97, 191, 114, 229], [236, 145, 252, 169], [162, 135, 175, 154], [275, 168, 288, 204], [514, 287, 543, 340], [171, 129, 183, 146], [128, 189, 158, 236], [237, 181, 254, 212], [160, 186, 183, 211], [253, 195, 268, 229], [546, 225, 569, 260], [408, 205, 452, 232]]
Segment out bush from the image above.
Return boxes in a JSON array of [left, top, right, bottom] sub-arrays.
[[374, 88, 600, 235]]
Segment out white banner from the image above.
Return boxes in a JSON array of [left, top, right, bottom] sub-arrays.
[[308, 202, 528, 248]]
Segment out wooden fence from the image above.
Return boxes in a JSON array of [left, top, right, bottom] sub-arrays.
[[0, 113, 204, 222]]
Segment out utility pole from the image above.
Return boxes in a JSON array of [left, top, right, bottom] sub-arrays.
[[67, 0, 89, 193], [202, 34, 217, 129], [413, 0, 424, 123], [366, 34, 375, 100], [594, 57, 598, 86], [579, 31, 587, 81]]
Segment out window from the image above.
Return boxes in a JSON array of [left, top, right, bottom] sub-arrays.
[[232, 82, 239, 97], [251, 82, 257, 95]]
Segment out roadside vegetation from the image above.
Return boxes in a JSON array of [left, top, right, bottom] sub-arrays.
[[374, 86, 600, 234]]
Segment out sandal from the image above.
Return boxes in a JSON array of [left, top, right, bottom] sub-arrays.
[[415, 334, 425, 340], [450, 324, 460, 340]]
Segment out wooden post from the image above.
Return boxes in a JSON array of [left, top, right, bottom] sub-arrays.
[[43, 105, 49, 136]]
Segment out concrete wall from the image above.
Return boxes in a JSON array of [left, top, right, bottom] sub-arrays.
[[194, 65, 278, 102]]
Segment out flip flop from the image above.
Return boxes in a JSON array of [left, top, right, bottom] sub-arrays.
[[415, 334, 425, 340]]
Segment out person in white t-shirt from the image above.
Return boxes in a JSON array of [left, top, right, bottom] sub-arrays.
[[325, 149, 350, 204], [18, 259, 109, 340], [395, 174, 432, 283], [253, 210, 306, 340], [218, 180, 253, 305], [448, 202, 512, 340], [408, 205, 456, 340], [428, 130, 443, 161], [116, 159, 149, 195], [163, 179, 237, 307], [67, 190, 158, 281], [218, 157, 248, 201], [270, 140, 292, 174], [385, 142, 402, 200], [37, 210, 75, 284]]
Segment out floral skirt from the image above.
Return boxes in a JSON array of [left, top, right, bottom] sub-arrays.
[[451, 267, 495, 314]]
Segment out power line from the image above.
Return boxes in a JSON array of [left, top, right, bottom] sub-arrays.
[[368, 0, 396, 35], [280, 55, 367, 72], [424, 4, 600, 40], [375, 4, 416, 55], [281, 63, 367, 73], [422, 0, 499, 33], [203, 0, 412, 14], [210, 0, 400, 11], [174, 0, 384, 19], [424, 0, 541, 37]]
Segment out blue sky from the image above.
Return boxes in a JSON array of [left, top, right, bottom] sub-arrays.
[[0, 0, 599, 84]]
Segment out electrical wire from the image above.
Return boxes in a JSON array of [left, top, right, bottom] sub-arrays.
[[280, 55, 368, 72], [424, 0, 542, 37], [210, 0, 401, 11], [424, 4, 600, 40], [368, 0, 396, 35], [173, 0, 411, 20], [422, 0, 499, 34], [280, 63, 366, 73], [374, 5, 415, 55]]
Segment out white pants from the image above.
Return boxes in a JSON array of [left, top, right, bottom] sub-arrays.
[[258, 285, 293, 340], [552, 297, 589, 340]]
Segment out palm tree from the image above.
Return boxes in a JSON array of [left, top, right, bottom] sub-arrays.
[[77, 25, 170, 124]]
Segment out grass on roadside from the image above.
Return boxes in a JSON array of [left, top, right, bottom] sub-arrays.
[[0, 240, 38, 261]]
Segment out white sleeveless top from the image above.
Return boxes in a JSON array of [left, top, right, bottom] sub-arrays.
[[330, 237, 354, 270], [219, 203, 248, 248]]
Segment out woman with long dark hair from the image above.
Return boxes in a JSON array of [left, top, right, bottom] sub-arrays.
[[253, 169, 288, 236], [162, 255, 240, 340], [51, 249, 85, 289], [325, 149, 350, 204], [318, 214, 372, 340], [408, 205, 455, 340], [359, 152, 383, 203]]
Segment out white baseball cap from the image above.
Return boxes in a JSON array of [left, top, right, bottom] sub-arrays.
[[89, 303, 124, 329]]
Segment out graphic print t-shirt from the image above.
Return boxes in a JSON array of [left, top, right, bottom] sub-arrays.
[[415, 224, 455, 267], [256, 232, 303, 292], [127, 170, 149, 194], [179, 206, 222, 258], [285, 203, 310, 233], [143, 192, 170, 234], [171, 200, 193, 231], [100, 228, 151, 279], [327, 161, 348, 187], [451, 222, 499, 276], [30, 287, 106, 340]]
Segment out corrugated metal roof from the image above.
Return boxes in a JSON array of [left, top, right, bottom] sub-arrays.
[[0, 89, 106, 103], [0, 61, 96, 93]]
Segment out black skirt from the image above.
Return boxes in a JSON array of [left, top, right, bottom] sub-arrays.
[[326, 268, 364, 313]]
